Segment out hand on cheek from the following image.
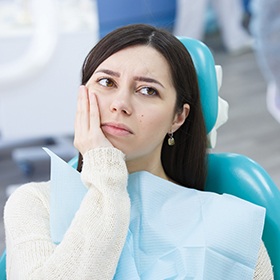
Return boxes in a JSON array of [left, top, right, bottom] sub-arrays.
[[74, 85, 113, 155]]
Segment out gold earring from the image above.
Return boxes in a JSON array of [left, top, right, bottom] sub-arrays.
[[168, 132, 175, 146]]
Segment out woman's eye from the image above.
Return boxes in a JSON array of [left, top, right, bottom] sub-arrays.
[[139, 87, 158, 96], [98, 78, 114, 87]]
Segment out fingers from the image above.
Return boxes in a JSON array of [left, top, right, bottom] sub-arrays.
[[74, 86, 87, 154], [88, 91, 101, 133], [75, 85, 89, 135], [74, 86, 112, 155]]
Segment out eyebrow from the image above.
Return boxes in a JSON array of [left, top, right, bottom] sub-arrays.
[[95, 69, 120, 77], [134, 76, 165, 88], [95, 69, 165, 88]]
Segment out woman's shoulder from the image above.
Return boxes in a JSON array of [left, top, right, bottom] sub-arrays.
[[8, 180, 50, 199], [4, 180, 51, 217], [4, 181, 53, 245]]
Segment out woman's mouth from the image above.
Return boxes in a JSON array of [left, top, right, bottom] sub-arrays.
[[101, 122, 133, 136]]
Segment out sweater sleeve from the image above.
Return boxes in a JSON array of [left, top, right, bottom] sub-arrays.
[[4, 147, 130, 280], [254, 241, 274, 279]]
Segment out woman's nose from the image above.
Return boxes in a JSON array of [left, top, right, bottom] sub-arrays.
[[109, 91, 132, 115]]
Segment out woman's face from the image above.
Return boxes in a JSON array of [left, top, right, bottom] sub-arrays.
[[86, 45, 189, 173]]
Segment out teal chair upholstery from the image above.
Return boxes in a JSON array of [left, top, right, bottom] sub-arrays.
[[206, 153, 280, 279], [0, 251, 5, 280], [1, 37, 279, 279]]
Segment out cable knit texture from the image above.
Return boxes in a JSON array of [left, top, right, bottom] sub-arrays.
[[4, 147, 274, 279], [254, 241, 274, 279], [4, 147, 130, 280]]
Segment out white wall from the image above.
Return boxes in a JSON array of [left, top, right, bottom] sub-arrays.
[[0, 0, 99, 141]]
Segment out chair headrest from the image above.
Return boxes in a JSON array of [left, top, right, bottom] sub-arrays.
[[178, 37, 219, 134]]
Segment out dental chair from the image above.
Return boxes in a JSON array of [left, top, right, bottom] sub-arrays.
[[0, 37, 279, 280], [180, 37, 280, 279]]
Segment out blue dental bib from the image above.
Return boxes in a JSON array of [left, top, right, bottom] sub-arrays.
[[46, 148, 265, 279]]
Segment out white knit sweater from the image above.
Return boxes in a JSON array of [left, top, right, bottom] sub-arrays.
[[4, 147, 131, 279], [4, 147, 274, 279]]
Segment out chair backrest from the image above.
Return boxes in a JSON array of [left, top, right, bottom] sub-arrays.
[[181, 37, 280, 278], [1, 36, 279, 279]]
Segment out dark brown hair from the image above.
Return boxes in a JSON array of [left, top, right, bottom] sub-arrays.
[[77, 24, 207, 191]]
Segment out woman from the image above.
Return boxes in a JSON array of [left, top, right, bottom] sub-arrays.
[[4, 24, 273, 279]]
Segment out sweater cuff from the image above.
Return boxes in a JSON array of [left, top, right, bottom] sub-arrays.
[[81, 147, 128, 193]]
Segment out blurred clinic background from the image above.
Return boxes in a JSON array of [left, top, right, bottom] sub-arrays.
[[0, 0, 280, 253]]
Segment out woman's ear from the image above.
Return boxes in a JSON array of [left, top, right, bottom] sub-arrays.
[[171, 104, 190, 132]]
